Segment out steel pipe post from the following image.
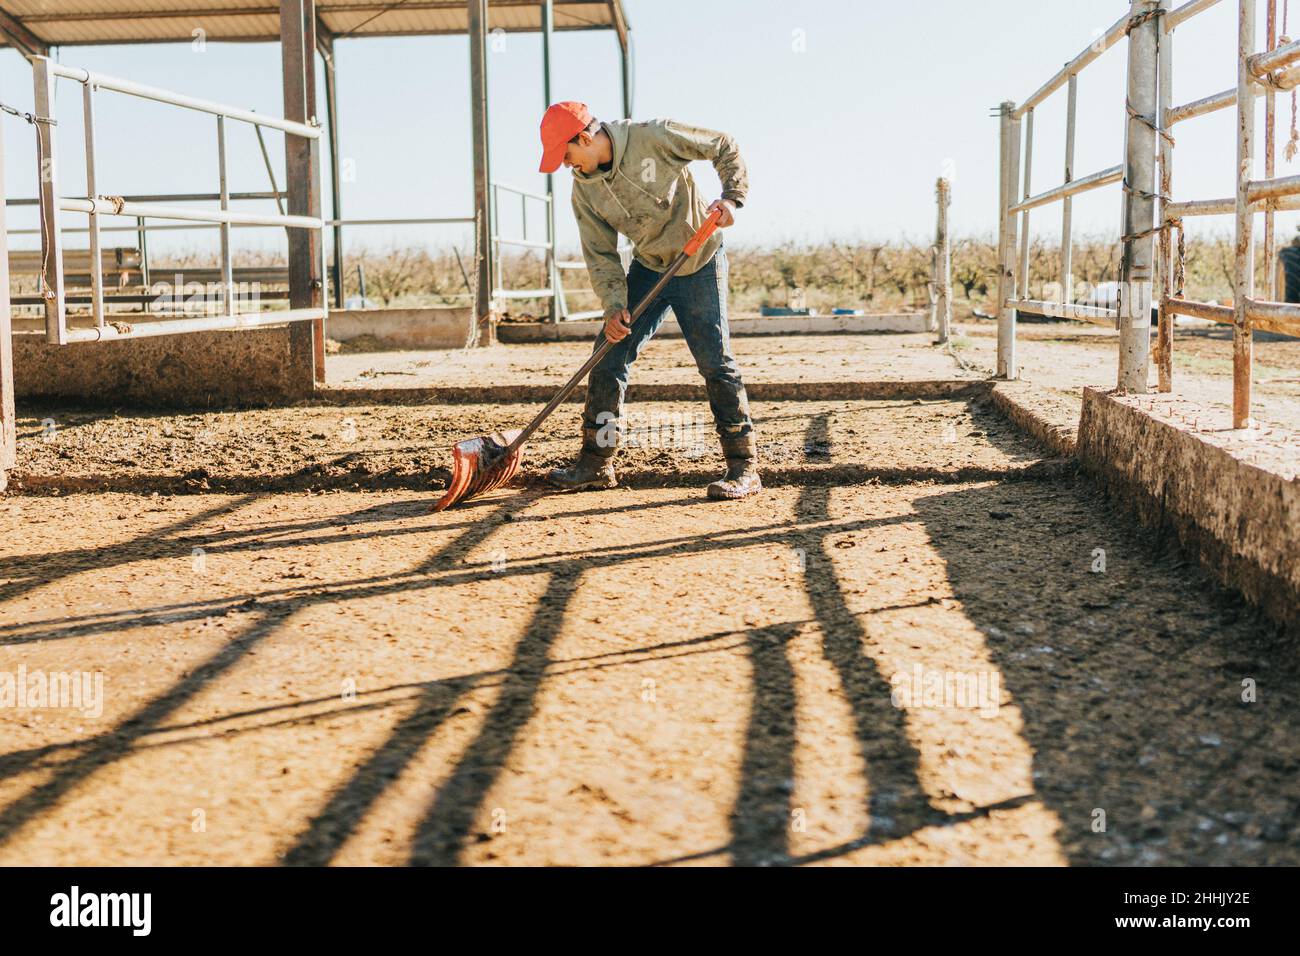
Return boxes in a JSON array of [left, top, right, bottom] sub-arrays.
[[322, 34, 344, 309], [1118, 0, 1159, 393], [1157, 8, 1174, 391], [469, 0, 495, 344], [996, 101, 1020, 379], [542, 0, 560, 321], [33, 56, 65, 344], [1061, 74, 1077, 306], [1017, 109, 1034, 302], [217, 115, 234, 316], [1265, 1, 1279, 305], [0, 112, 14, 483], [82, 82, 105, 329], [1233, 0, 1256, 427]]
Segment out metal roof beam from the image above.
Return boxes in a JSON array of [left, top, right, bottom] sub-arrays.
[[0, 5, 49, 57], [608, 0, 628, 53]]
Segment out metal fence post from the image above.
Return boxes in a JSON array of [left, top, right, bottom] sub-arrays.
[[0, 109, 15, 488], [469, 0, 495, 345], [542, 0, 560, 322], [1118, 0, 1159, 394], [83, 82, 105, 329], [1156, 8, 1174, 392], [32, 56, 65, 345], [1264, 1, 1278, 305], [935, 177, 952, 344], [996, 101, 1020, 379], [217, 115, 234, 316], [1232, 0, 1256, 427], [1061, 73, 1077, 307], [1017, 108, 1035, 303]]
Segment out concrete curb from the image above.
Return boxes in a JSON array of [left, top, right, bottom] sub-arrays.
[[498, 312, 929, 343], [315, 379, 991, 406], [989, 381, 1081, 457], [1076, 387, 1300, 638]]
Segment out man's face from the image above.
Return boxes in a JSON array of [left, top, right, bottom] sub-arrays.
[[563, 130, 602, 174]]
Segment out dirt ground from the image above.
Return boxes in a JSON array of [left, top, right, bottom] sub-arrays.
[[10, 396, 1048, 495], [326, 332, 972, 390], [1, 484, 1295, 866], [2, 397, 1297, 866], [1, 328, 1296, 866]]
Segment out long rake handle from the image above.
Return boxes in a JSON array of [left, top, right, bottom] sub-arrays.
[[504, 208, 723, 453]]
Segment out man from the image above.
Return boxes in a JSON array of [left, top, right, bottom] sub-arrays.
[[537, 100, 761, 501]]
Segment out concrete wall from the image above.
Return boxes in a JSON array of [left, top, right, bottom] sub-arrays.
[[12, 326, 305, 407], [327, 307, 477, 349], [1076, 387, 1300, 637]]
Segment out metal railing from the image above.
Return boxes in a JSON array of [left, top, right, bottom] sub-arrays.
[[997, 0, 1300, 428], [29, 55, 326, 344], [490, 181, 559, 310], [488, 180, 608, 321], [1161, 0, 1300, 425]]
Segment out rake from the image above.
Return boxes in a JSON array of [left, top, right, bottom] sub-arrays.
[[432, 208, 723, 511]]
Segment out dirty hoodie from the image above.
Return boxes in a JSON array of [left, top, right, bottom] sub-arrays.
[[570, 118, 748, 313]]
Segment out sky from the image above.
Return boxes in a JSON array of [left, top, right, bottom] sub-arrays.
[[0, 0, 1290, 261]]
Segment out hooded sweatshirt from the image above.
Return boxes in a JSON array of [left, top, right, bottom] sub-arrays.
[[570, 118, 748, 313]]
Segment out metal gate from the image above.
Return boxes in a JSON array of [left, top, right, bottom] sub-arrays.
[[996, 0, 1300, 427], [24, 55, 326, 345]]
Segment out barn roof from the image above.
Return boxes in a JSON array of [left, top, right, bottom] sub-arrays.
[[0, 1, 629, 49]]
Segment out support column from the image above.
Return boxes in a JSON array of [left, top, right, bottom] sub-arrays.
[[542, 0, 559, 322], [321, 28, 345, 310], [996, 101, 1020, 380], [281, 0, 325, 390], [1232, 0, 1256, 427], [0, 110, 15, 489], [621, 46, 632, 119], [468, 0, 495, 345], [612, 2, 632, 119], [1118, 0, 1159, 394]]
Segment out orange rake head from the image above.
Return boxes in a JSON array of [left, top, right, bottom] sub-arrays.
[[432, 429, 524, 512]]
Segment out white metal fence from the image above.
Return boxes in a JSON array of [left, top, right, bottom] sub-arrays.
[[26, 55, 326, 345], [997, 0, 1300, 427]]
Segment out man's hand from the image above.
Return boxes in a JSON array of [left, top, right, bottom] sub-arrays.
[[603, 307, 632, 344], [707, 198, 737, 228]]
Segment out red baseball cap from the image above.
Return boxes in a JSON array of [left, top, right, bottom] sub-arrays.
[[539, 101, 592, 173]]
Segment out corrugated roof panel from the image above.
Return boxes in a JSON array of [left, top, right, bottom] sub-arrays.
[[6, 0, 271, 14], [322, 9, 474, 38], [27, 14, 283, 45], [0, 2, 620, 45]]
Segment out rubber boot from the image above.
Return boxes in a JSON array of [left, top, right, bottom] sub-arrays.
[[707, 433, 762, 500], [546, 428, 618, 491]]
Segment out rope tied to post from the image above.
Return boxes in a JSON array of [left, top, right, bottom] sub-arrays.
[[1124, 6, 1166, 36], [100, 195, 127, 215], [1126, 97, 1175, 148], [1175, 218, 1186, 300], [1119, 177, 1174, 244]]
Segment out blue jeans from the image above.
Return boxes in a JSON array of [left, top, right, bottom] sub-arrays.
[[583, 248, 753, 442]]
